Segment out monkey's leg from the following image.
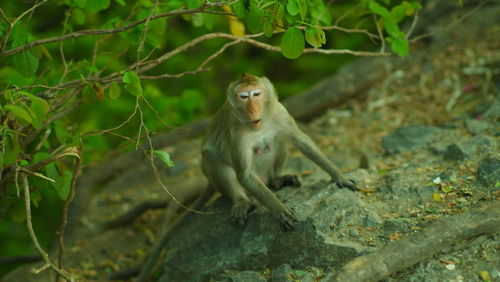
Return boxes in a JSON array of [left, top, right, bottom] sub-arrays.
[[268, 138, 302, 190], [202, 155, 253, 225]]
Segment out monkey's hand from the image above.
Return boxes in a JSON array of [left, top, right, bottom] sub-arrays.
[[269, 174, 302, 190], [279, 207, 297, 231], [333, 177, 358, 191], [231, 200, 254, 226]]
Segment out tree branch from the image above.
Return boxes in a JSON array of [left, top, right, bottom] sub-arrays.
[[323, 203, 500, 282], [0, 4, 214, 57], [21, 173, 75, 282]]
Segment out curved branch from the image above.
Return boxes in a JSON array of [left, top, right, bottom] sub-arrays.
[[0, 5, 216, 57]]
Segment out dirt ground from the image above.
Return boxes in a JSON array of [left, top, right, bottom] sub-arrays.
[[2, 2, 499, 282]]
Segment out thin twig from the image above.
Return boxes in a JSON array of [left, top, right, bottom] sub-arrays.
[[56, 144, 81, 282], [409, 1, 485, 43], [405, 11, 419, 40], [321, 25, 379, 40], [21, 174, 75, 282], [1, 4, 222, 57], [1, 0, 48, 52], [373, 14, 385, 53], [36, 29, 389, 99], [136, 0, 159, 67]]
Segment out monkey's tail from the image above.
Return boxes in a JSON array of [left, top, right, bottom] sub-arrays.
[[134, 185, 215, 282]]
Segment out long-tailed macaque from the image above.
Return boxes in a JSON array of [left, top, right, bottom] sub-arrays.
[[201, 73, 357, 229], [132, 73, 357, 281]]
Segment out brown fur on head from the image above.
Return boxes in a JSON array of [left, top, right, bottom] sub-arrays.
[[226, 73, 278, 130], [239, 73, 258, 85]]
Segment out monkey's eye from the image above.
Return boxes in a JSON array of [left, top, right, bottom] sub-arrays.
[[239, 92, 249, 99], [250, 89, 261, 97]]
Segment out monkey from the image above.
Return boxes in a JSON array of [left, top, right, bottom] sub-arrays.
[[201, 73, 357, 230], [131, 73, 357, 282]]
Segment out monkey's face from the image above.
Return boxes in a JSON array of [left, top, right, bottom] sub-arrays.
[[235, 84, 266, 130]]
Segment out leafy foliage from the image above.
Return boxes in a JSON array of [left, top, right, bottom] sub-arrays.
[[0, 0, 422, 276]]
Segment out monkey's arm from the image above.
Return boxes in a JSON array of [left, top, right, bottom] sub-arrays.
[[233, 149, 296, 230], [286, 120, 357, 191]]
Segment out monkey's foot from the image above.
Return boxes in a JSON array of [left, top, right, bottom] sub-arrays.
[[279, 207, 297, 231], [269, 174, 302, 190], [335, 177, 358, 191], [231, 201, 254, 226]]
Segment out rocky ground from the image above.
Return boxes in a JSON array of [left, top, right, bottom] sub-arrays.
[[2, 1, 499, 282]]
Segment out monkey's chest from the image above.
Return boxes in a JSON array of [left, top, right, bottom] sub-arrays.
[[251, 138, 275, 178]]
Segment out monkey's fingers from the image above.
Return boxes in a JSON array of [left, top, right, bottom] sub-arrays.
[[283, 174, 302, 188], [335, 178, 358, 192], [269, 175, 302, 190], [231, 202, 253, 226], [279, 209, 297, 231]]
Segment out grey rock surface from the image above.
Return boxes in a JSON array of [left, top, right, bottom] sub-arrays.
[[382, 125, 442, 154], [160, 183, 370, 282], [477, 157, 500, 187]]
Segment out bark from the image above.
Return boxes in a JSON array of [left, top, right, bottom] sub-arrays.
[[323, 203, 500, 282]]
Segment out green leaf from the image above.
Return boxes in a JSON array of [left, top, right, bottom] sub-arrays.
[[74, 0, 87, 8], [263, 21, 274, 38], [276, 4, 285, 21], [86, 0, 110, 14], [411, 1, 423, 9], [3, 133, 20, 166], [33, 152, 51, 164], [54, 121, 68, 144], [46, 163, 71, 200], [5, 105, 32, 123], [383, 16, 401, 37], [186, 0, 204, 9], [369, 0, 390, 17], [123, 71, 143, 97], [390, 4, 408, 23], [109, 81, 121, 99], [115, 0, 126, 6], [246, 7, 264, 33], [154, 150, 174, 167], [287, 0, 299, 16], [12, 47, 39, 78], [30, 103, 44, 130], [73, 8, 86, 25], [297, 0, 307, 21], [280, 27, 305, 59], [305, 27, 326, 48], [387, 36, 409, 56], [29, 95, 50, 114], [233, 0, 246, 18], [0, 151, 4, 169]]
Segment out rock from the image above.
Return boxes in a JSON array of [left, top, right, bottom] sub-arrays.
[[227, 271, 266, 282], [383, 218, 411, 233], [349, 229, 359, 237], [382, 125, 442, 154], [477, 157, 500, 187], [443, 144, 467, 161], [269, 264, 293, 282], [465, 118, 490, 135], [484, 99, 500, 120], [365, 212, 383, 227], [300, 273, 316, 282], [462, 135, 494, 155], [160, 184, 366, 282]]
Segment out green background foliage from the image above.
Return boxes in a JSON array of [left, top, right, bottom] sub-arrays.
[[0, 0, 420, 276]]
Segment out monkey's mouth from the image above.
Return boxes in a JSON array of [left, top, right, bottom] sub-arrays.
[[250, 119, 262, 126]]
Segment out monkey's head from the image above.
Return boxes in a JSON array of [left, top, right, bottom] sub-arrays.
[[227, 73, 278, 130]]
